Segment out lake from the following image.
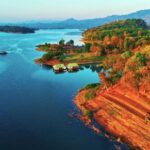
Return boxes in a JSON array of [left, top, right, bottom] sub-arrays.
[[0, 29, 128, 150]]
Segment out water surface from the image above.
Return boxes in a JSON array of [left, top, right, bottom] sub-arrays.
[[0, 29, 128, 150]]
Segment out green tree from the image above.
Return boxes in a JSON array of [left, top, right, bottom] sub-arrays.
[[84, 43, 91, 52], [59, 39, 65, 46], [42, 52, 54, 61], [121, 51, 131, 59], [67, 39, 74, 46], [135, 52, 147, 66]]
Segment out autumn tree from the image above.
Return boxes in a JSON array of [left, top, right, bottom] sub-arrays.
[[98, 73, 109, 89]]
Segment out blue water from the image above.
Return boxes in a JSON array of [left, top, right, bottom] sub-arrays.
[[0, 29, 128, 150]]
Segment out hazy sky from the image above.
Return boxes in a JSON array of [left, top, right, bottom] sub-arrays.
[[0, 0, 150, 21]]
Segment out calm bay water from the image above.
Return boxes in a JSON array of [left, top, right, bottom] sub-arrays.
[[0, 29, 128, 150]]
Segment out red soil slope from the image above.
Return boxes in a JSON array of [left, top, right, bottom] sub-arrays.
[[74, 83, 150, 150]]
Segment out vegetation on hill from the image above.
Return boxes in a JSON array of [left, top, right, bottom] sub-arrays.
[[74, 19, 150, 150], [36, 19, 150, 87], [82, 19, 150, 95], [122, 46, 150, 93], [0, 26, 36, 34], [83, 19, 150, 54], [35, 39, 103, 64]]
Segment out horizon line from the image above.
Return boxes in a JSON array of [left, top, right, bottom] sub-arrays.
[[0, 8, 150, 23]]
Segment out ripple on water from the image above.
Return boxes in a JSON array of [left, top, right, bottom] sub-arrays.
[[0, 61, 7, 74]]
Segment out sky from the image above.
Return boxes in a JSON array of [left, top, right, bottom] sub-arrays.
[[0, 0, 150, 22]]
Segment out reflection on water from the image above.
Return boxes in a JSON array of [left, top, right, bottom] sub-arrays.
[[80, 64, 102, 73], [65, 31, 82, 36], [41, 64, 103, 73]]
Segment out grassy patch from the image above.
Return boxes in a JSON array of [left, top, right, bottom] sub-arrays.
[[41, 51, 64, 61], [83, 83, 100, 101], [84, 83, 100, 90], [84, 91, 96, 100], [63, 53, 104, 63]]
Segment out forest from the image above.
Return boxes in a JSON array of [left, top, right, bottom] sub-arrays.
[[83, 19, 150, 54], [82, 19, 150, 93]]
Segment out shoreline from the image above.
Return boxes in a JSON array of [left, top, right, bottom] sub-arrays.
[[74, 83, 150, 150], [34, 57, 103, 67]]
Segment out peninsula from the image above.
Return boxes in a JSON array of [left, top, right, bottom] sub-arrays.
[[74, 19, 150, 150], [35, 19, 150, 149], [35, 39, 103, 66]]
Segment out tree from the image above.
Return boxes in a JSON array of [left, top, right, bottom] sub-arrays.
[[124, 38, 130, 50], [103, 36, 110, 47], [84, 43, 91, 52], [135, 52, 147, 66], [111, 36, 118, 47], [59, 39, 65, 46], [42, 52, 54, 61], [121, 51, 131, 59], [118, 37, 123, 50], [66, 40, 74, 46]]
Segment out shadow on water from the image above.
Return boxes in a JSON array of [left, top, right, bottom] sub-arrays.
[[41, 64, 52, 70], [41, 63, 103, 75], [80, 64, 102, 73]]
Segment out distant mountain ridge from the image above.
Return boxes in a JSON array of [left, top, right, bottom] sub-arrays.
[[1, 9, 150, 29]]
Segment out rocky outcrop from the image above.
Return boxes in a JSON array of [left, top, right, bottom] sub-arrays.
[[74, 83, 150, 150]]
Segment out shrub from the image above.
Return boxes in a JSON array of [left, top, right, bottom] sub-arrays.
[[59, 39, 65, 45], [43, 46, 49, 51], [84, 92, 96, 100], [84, 43, 91, 52], [82, 109, 92, 117], [42, 52, 54, 61], [84, 84, 99, 101], [135, 52, 147, 66], [57, 55, 66, 61], [42, 51, 63, 61], [84, 83, 100, 89], [116, 71, 122, 79], [121, 51, 131, 59]]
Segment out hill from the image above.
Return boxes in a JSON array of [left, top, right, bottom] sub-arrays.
[[82, 19, 150, 90], [83, 19, 150, 53], [2, 9, 150, 29], [81, 18, 150, 96], [74, 19, 150, 150]]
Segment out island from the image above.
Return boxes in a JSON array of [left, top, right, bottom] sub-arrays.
[[0, 51, 8, 55], [0, 26, 36, 34], [35, 19, 150, 150]]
